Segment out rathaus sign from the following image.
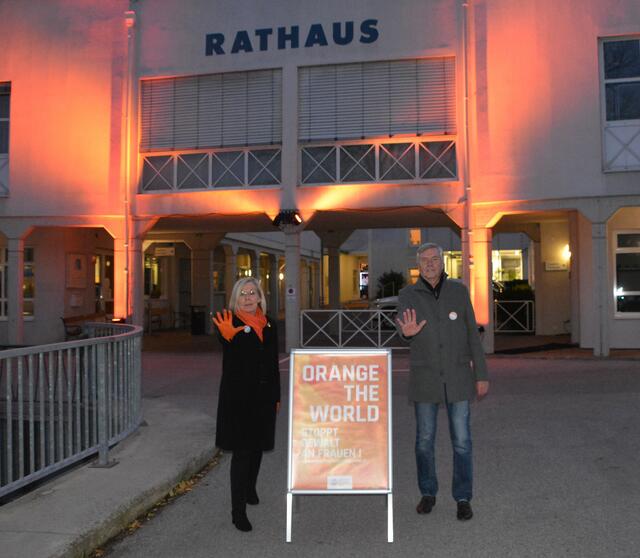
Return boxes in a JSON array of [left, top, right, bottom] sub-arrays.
[[206, 19, 379, 55]]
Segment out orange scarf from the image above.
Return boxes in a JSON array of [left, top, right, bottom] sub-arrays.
[[235, 307, 268, 342]]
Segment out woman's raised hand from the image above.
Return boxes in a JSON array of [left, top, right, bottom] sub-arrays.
[[212, 309, 244, 341], [395, 308, 426, 337]]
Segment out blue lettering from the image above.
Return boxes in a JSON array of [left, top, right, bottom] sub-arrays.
[[333, 21, 354, 46], [305, 23, 328, 47], [255, 28, 273, 51], [205, 33, 225, 55], [359, 19, 379, 44], [231, 30, 253, 53], [207, 20, 379, 55], [278, 26, 299, 49]]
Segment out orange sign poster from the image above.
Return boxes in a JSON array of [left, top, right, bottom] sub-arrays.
[[288, 350, 391, 492]]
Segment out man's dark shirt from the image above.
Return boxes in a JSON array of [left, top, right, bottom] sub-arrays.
[[419, 271, 448, 300]]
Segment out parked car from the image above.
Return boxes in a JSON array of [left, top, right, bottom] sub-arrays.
[[373, 281, 505, 310], [371, 295, 398, 311], [372, 285, 496, 336], [371, 296, 399, 330]]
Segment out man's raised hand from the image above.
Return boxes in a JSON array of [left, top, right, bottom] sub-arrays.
[[396, 308, 426, 337]]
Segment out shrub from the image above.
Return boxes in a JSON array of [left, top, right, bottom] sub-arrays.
[[376, 270, 406, 298]]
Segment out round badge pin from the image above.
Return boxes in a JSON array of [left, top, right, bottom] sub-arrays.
[[449, 311, 458, 320], [244, 325, 251, 333]]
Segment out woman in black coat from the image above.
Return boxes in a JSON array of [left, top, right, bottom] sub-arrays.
[[212, 277, 280, 532]]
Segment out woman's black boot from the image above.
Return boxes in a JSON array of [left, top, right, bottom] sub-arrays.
[[232, 510, 252, 532]]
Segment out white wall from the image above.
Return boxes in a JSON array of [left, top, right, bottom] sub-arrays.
[[0, 1, 128, 216], [472, 0, 640, 204], [577, 212, 596, 348]]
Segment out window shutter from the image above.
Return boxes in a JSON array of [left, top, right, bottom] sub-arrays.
[[174, 77, 199, 149], [140, 69, 282, 152], [140, 79, 176, 151], [197, 74, 223, 148], [298, 57, 456, 142]]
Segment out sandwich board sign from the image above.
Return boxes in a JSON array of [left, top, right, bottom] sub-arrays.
[[286, 349, 393, 542]]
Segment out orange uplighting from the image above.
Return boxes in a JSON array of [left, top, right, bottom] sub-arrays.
[[135, 188, 281, 218], [8, 8, 123, 215], [469, 4, 585, 204], [299, 182, 393, 214]]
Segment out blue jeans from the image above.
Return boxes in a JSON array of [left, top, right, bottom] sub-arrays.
[[414, 400, 473, 502]]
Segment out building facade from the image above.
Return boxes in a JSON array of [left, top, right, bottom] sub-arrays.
[[1, 0, 639, 353]]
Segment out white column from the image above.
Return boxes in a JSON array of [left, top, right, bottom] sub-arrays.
[[591, 222, 610, 357], [282, 224, 301, 352], [268, 253, 278, 316], [191, 248, 210, 306], [113, 235, 127, 319], [300, 259, 310, 310], [7, 238, 24, 346], [224, 245, 238, 305], [471, 227, 493, 353], [280, 65, 298, 207], [130, 237, 144, 327], [533, 239, 543, 334], [461, 227, 471, 289], [248, 249, 259, 280], [327, 244, 341, 309], [569, 211, 581, 344], [313, 261, 321, 308]]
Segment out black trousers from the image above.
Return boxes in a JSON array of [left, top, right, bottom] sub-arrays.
[[230, 448, 263, 512]]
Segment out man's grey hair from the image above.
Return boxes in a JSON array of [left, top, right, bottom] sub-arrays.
[[416, 242, 444, 262]]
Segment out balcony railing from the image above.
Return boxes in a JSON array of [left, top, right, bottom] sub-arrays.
[[140, 147, 281, 192], [603, 122, 640, 172], [300, 138, 457, 185]]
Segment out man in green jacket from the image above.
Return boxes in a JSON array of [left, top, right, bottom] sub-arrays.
[[396, 242, 489, 521]]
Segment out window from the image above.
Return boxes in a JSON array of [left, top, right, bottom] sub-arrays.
[[603, 40, 640, 121], [140, 69, 282, 151], [94, 254, 114, 314], [409, 229, 421, 246], [492, 250, 524, 282], [601, 38, 640, 170], [236, 253, 252, 278], [0, 252, 5, 317], [299, 57, 456, 142], [0, 247, 35, 317], [614, 232, 640, 315], [0, 82, 9, 195], [443, 251, 462, 279], [23, 248, 35, 316], [144, 255, 163, 298]]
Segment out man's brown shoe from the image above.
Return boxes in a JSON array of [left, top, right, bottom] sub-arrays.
[[416, 495, 436, 514]]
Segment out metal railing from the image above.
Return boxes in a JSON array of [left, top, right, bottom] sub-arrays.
[[300, 310, 405, 348], [494, 300, 535, 333], [0, 322, 143, 498]]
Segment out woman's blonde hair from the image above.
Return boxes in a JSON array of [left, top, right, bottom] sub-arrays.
[[228, 277, 267, 314]]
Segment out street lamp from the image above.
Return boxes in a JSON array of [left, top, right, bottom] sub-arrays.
[[272, 210, 303, 227]]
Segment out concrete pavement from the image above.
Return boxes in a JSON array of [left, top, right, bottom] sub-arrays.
[[0, 338, 639, 558], [103, 354, 640, 558]]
